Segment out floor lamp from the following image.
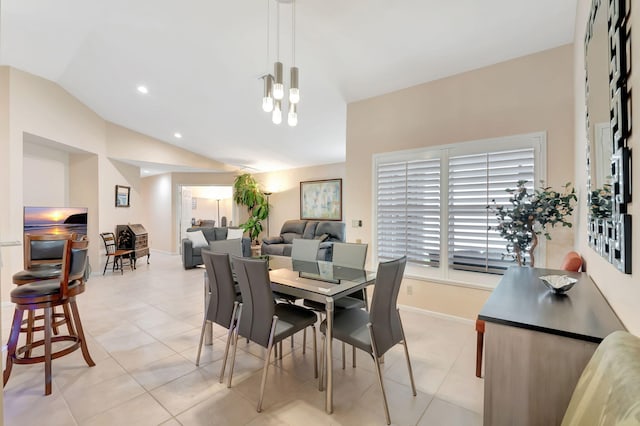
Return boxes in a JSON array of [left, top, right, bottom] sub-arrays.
[[216, 199, 221, 227]]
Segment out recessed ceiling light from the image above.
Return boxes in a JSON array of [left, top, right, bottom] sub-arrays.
[[174, 132, 182, 139], [142, 169, 150, 174], [137, 85, 149, 94]]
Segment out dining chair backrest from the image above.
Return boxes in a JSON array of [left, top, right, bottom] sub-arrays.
[[232, 257, 275, 348], [369, 256, 407, 356], [209, 239, 243, 258], [60, 239, 89, 298], [100, 232, 118, 255], [332, 242, 368, 269], [201, 250, 238, 329], [291, 239, 320, 262], [25, 233, 76, 269]]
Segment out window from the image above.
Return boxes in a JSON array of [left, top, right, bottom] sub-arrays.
[[373, 133, 545, 286]]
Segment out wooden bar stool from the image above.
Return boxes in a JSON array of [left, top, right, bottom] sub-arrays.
[[12, 234, 78, 356], [4, 238, 95, 395]]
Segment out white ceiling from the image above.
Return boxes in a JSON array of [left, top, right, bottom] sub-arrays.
[[0, 0, 577, 173]]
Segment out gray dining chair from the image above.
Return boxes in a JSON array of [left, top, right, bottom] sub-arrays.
[[196, 250, 240, 386], [227, 257, 318, 412], [291, 238, 321, 261], [319, 256, 416, 425], [303, 242, 369, 367], [209, 238, 243, 259]]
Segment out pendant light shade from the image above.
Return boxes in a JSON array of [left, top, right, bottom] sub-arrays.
[[287, 102, 298, 127], [289, 67, 299, 104], [262, 75, 274, 112], [273, 62, 284, 100], [272, 100, 282, 124], [260, 0, 299, 125]]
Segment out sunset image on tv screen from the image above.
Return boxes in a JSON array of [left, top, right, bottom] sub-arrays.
[[24, 207, 88, 237]]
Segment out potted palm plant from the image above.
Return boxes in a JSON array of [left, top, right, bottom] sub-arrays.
[[233, 173, 270, 244], [488, 180, 577, 266]]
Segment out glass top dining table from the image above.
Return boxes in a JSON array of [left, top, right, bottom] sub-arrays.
[[203, 255, 376, 414], [266, 256, 376, 414]]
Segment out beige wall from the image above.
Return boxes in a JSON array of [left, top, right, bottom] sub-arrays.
[[574, 3, 640, 335], [0, 67, 226, 288], [141, 174, 174, 252], [346, 45, 575, 319], [255, 163, 346, 241], [23, 141, 69, 205]]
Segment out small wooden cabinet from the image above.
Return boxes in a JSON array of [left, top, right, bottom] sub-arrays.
[[479, 267, 624, 426], [116, 224, 150, 266]]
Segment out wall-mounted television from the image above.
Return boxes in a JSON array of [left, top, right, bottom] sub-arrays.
[[24, 207, 88, 237]]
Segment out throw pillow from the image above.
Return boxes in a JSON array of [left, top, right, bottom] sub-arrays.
[[187, 230, 209, 248], [314, 233, 329, 242], [227, 228, 244, 240]]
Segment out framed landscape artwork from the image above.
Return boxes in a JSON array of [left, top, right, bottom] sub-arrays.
[[115, 185, 131, 208], [300, 178, 342, 221]]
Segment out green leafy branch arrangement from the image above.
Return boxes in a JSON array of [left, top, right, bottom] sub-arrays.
[[588, 184, 612, 219], [233, 173, 270, 242], [487, 180, 577, 266]]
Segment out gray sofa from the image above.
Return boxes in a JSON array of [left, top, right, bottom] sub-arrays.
[[261, 220, 345, 260], [182, 227, 251, 269]]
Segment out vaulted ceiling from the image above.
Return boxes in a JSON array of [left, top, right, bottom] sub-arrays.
[[0, 0, 577, 173]]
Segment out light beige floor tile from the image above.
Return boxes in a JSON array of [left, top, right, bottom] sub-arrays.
[[54, 355, 127, 392], [81, 392, 172, 426], [418, 397, 483, 426], [435, 370, 484, 414], [150, 363, 227, 415], [1, 252, 484, 425], [63, 374, 146, 421], [110, 340, 176, 372], [130, 353, 198, 391], [176, 387, 261, 426]]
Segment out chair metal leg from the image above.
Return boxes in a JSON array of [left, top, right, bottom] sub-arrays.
[[368, 323, 391, 425], [318, 334, 325, 391], [103, 256, 109, 275], [312, 326, 318, 379], [257, 317, 278, 413], [352, 345, 356, 368], [302, 328, 306, 354], [398, 309, 417, 395], [219, 302, 239, 383], [227, 327, 240, 388], [279, 341, 283, 360], [195, 318, 208, 367], [342, 342, 346, 369]]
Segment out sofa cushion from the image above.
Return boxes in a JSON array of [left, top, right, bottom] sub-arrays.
[[316, 221, 345, 242], [199, 227, 217, 242], [186, 230, 209, 248], [302, 221, 318, 239], [214, 227, 228, 240], [227, 228, 244, 239]]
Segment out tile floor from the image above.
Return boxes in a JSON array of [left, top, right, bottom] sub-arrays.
[[1, 252, 483, 425]]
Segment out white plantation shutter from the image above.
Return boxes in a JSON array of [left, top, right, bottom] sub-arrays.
[[376, 158, 440, 266], [448, 148, 535, 273]]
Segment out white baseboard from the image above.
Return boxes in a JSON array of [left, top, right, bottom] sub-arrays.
[[398, 304, 474, 326]]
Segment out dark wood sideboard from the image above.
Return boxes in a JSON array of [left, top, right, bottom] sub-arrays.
[[116, 224, 150, 267], [478, 266, 624, 426]]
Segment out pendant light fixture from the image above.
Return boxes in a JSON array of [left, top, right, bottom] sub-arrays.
[[261, 0, 299, 127]]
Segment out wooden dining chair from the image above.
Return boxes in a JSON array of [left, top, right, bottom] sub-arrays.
[[227, 257, 318, 412], [319, 256, 415, 425], [4, 238, 95, 395], [100, 232, 134, 275]]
